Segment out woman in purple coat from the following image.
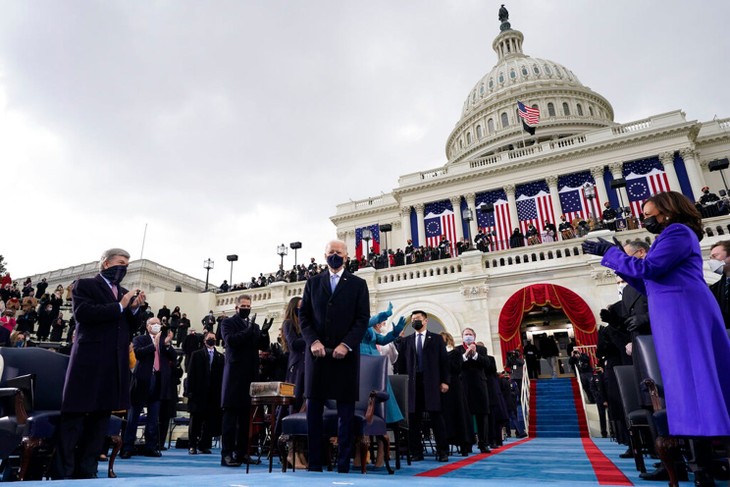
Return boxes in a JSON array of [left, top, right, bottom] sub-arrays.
[[583, 192, 730, 441]]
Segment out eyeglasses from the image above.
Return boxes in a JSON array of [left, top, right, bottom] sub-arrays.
[[627, 250, 643, 258]]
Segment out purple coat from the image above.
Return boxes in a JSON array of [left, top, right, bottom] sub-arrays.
[[601, 223, 730, 436]]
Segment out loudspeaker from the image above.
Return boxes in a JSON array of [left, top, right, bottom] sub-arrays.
[[610, 178, 627, 189], [379, 224, 392, 232], [479, 203, 495, 212], [289, 242, 302, 249], [709, 158, 730, 171]]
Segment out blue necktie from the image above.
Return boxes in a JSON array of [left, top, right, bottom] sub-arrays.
[[416, 333, 423, 372], [330, 274, 339, 293]]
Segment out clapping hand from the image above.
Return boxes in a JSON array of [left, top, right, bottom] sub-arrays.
[[466, 343, 477, 357], [582, 237, 614, 256]]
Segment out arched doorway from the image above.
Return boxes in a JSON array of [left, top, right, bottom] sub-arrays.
[[498, 283, 597, 361]]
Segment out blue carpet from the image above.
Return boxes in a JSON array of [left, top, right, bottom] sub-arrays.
[[15, 438, 698, 486], [534, 378, 582, 438]]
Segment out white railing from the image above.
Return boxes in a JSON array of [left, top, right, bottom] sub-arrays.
[[521, 361, 530, 436]]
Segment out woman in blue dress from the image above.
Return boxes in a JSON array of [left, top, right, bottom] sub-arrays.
[[583, 191, 730, 484]]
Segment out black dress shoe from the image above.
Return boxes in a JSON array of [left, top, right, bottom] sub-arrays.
[[188, 448, 198, 455], [479, 447, 492, 454], [308, 465, 323, 472], [619, 449, 634, 459], [517, 433, 528, 438], [119, 451, 133, 459], [198, 448, 212, 454], [438, 453, 449, 462], [236, 454, 260, 465], [221, 455, 241, 467], [144, 450, 162, 457], [411, 454, 424, 462], [160, 446, 168, 451]]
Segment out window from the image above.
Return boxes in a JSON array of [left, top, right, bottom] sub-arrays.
[[533, 65, 540, 75], [589, 106, 594, 116], [459, 140, 463, 149], [562, 102, 570, 116], [544, 64, 552, 75], [548, 103, 556, 117], [577, 103, 583, 116], [488, 118, 495, 133], [498, 72, 505, 83], [521, 66, 529, 76], [479, 84, 484, 95], [476, 125, 483, 139], [466, 132, 472, 144], [510, 69, 516, 80], [501, 112, 509, 128]]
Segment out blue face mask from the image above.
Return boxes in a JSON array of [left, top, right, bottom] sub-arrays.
[[101, 265, 127, 284], [326, 254, 344, 270], [463, 335, 475, 345]]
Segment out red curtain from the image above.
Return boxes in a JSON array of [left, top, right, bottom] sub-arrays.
[[498, 283, 597, 363]]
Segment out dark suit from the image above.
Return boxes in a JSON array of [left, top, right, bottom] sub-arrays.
[[220, 314, 269, 460], [56, 275, 139, 479], [282, 319, 305, 412], [300, 269, 369, 472], [621, 285, 651, 337], [396, 331, 450, 457], [459, 344, 490, 450], [709, 276, 730, 329], [187, 347, 224, 449], [123, 332, 177, 453]]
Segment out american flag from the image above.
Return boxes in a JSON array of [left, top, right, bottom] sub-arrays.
[[516, 181, 556, 237], [476, 190, 512, 250], [517, 101, 540, 126], [424, 200, 457, 255], [355, 224, 380, 261], [624, 157, 670, 220], [558, 171, 602, 224]]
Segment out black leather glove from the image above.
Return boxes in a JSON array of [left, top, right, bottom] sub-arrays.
[[582, 237, 614, 256], [261, 317, 273, 333], [624, 316, 638, 332], [250, 313, 257, 326]]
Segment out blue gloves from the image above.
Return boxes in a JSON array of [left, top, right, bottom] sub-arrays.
[[368, 302, 394, 327], [582, 237, 614, 256], [392, 316, 406, 335]]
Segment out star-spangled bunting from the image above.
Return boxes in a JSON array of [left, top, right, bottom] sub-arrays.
[[623, 157, 670, 220], [424, 200, 457, 255], [516, 181, 556, 238], [355, 224, 380, 261], [475, 189, 512, 250], [558, 171, 602, 224]]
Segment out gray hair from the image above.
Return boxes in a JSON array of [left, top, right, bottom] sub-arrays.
[[99, 248, 131, 270], [625, 240, 650, 253], [238, 294, 252, 304]]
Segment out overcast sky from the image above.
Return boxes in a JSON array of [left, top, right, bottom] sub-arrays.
[[2, 1, 728, 287]]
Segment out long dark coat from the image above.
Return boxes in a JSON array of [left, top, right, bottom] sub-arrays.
[[300, 270, 369, 402], [396, 331, 449, 412], [442, 348, 474, 448], [62, 275, 139, 413], [187, 347, 224, 415], [220, 314, 269, 408], [130, 332, 178, 406], [283, 319, 305, 409], [459, 343, 490, 414]]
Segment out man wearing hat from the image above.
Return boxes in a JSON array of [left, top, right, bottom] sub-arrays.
[[699, 186, 721, 217]]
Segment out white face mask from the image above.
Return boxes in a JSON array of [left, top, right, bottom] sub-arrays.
[[150, 324, 162, 334], [463, 335, 475, 345], [708, 259, 726, 275]]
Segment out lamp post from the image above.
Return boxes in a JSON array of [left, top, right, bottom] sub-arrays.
[[277, 243, 288, 270], [203, 258, 214, 292], [362, 228, 372, 266], [290, 242, 302, 267], [583, 182, 597, 227], [709, 158, 730, 193], [463, 209, 473, 246], [226, 254, 238, 286], [379, 224, 392, 267]]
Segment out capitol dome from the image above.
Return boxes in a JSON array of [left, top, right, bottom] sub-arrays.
[[446, 21, 615, 164]]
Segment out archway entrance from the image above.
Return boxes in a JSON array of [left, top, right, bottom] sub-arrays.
[[498, 283, 597, 361]]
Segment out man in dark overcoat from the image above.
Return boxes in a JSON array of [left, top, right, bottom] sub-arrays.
[[300, 239, 369, 473], [54, 248, 144, 479], [121, 317, 177, 457], [186, 330, 224, 454], [396, 310, 450, 462], [459, 328, 491, 453], [219, 294, 270, 467]]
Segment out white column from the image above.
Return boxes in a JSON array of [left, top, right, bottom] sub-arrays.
[[545, 175, 563, 233], [680, 147, 706, 199], [465, 192, 479, 242], [659, 152, 681, 191], [400, 206, 412, 246], [590, 166, 610, 206], [609, 162, 629, 210], [450, 196, 465, 242], [415, 203, 426, 247], [504, 184, 520, 232]]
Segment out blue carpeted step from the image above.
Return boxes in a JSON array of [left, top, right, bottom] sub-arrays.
[[532, 378, 583, 438]]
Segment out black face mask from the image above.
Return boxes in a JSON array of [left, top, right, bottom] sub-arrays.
[[238, 308, 251, 319], [326, 254, 344, 270], [101, 265, 127, 284], [412, 320, 424, 331], [642, 216, 663, 234], [205, 338, 216, 347]]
